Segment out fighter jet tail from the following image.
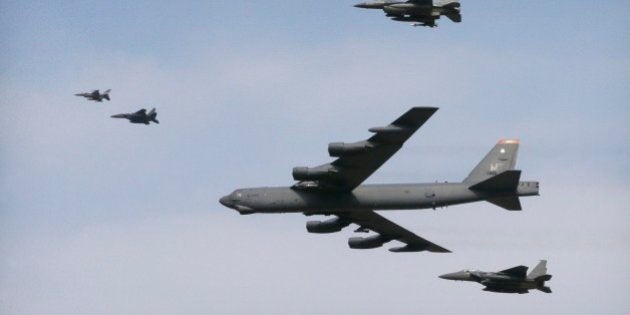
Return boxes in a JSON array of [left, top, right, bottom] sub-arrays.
[[537, 286, 552, 293], [103, 89, 111, 101], [440, 0, 461, 22], [528, 260, 548, 279], [445, 12, 461, 23], [149, 108, 159, 124]]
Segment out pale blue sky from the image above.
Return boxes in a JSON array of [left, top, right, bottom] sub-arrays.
[[1, 1, 629, 314]]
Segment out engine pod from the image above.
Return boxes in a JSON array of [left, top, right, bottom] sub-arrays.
[[328, 142, 372, 157], [348, 235, 386, 249]]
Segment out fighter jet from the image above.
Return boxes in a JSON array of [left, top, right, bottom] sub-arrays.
[[111, 108, 159, 125], [354, 0, 461, 27], [219, 107, 539, 253], [74, 89, 111, 102], [440, 260, 552, 294]]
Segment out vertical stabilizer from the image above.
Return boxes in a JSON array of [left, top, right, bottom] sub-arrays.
[[528, 260, 547, 279], [149, 108, 159, 124], [463, 139, 519, 184], [103, 89, 111, 101]]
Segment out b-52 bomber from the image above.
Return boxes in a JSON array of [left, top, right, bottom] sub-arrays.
[[75, 89, 111, 102], [220, 107, 539, 253], [440, 260, 552, 294], [354, 0, 461, 27], [111, 108, 159, 125]]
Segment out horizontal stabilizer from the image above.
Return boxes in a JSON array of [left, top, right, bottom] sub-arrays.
[[445, 13, 461, 23], [441, 1, 461, 9], [469, 170, 521, 192], [486, 196, 522, 211], [535, 274, 552, 282], [538, 286, 552, 293]]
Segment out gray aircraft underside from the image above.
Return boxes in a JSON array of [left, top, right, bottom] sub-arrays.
[[440, 260, 552, 294], [219, 107, 539, 253], [354, 0, 461, 27]]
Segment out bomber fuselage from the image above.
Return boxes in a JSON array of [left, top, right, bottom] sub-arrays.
[[220, 181, 539, 215]]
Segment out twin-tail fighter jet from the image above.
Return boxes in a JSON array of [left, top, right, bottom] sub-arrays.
[[75, 89, 111, 102], [220, 107, 539, 253], [111, 108, 159, 125], [440, 260, 552, 294], [354, 0, 461, 27]]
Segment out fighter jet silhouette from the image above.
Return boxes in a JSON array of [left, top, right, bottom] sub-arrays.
[[111, 108, 159, 125], [75, 89, 111, 102]]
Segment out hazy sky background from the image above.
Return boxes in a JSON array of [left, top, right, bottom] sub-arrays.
[[1, 1, 629, 314]]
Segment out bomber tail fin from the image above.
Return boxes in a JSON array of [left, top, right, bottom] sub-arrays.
[[464, 139, 520, 184]]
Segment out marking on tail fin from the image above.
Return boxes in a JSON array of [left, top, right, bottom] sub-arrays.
[[464, 139, 520, 184]]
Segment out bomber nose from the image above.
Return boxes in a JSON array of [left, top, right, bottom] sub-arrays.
[[354, 3, 368, 8]]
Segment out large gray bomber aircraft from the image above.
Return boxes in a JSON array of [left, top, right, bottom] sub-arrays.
[[220, 107, 539, 253], [354, 0, 461, 27], [440, 260, 552, 294]]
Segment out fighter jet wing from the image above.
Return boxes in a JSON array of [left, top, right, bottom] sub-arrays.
[[340, 210, 450, 253], [498, 265, 528, 278], [133, 109, 147, 116], [293, 107, 437, 192]]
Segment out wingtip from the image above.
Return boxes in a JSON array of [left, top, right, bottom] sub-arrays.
[[410, 106, 439, 112], [432, 248, 452, 253], [499, 139, 520, 144]]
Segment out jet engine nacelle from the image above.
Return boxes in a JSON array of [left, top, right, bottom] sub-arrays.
[[328, 142, 371, 157], [292, 166, 338, 181], [306, 217, 350, 234], [348, 235, 386, 249]]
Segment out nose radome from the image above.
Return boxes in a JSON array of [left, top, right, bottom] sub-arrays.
[[439, 271, 465, 280], [219, 195, 231, 207]]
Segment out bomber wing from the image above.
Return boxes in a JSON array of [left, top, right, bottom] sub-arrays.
[[340, 210, 450, 253], [292, 107, 437, 192]]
